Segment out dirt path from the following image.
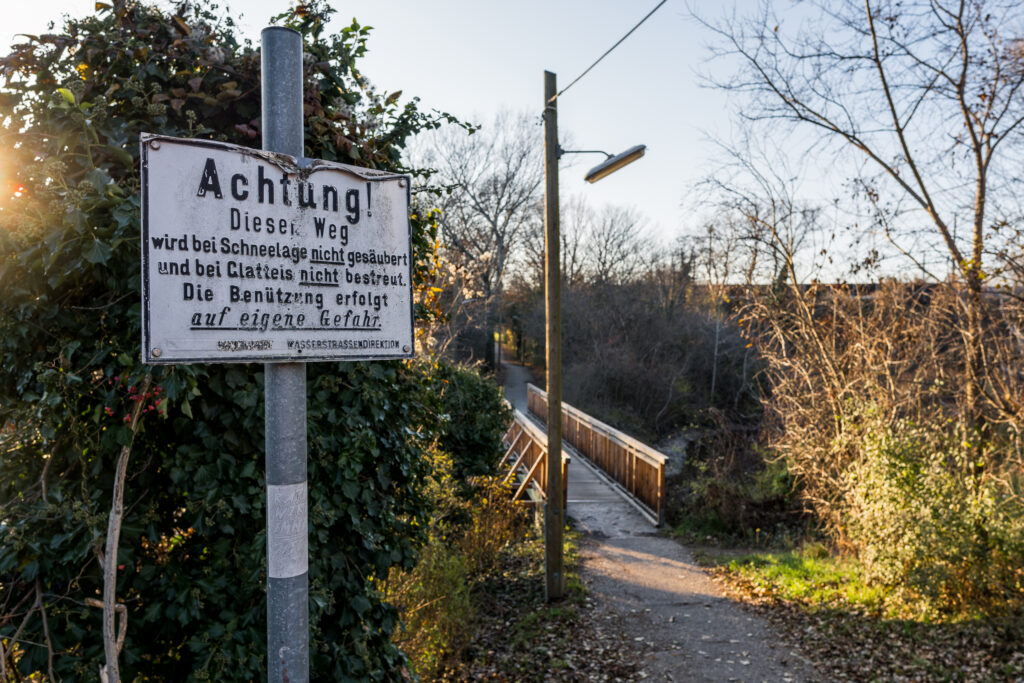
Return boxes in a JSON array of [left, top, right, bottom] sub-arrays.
[[501, 357, 532, 413], [501, 357, 819, 682], [574, 503, 817, 682]]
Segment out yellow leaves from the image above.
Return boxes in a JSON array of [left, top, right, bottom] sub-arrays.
[[57, 87, 76, 105], [215, 81, 243, 102], [171, 15, 191, 37]]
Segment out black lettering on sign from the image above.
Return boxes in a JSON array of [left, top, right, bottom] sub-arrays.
[[298, 182, 316, 209], [322, 186, 338, 212], [345, 189, 359, 225], [196, 158, 223, 199], [258, 166, 274, 204], [279, 173, 291, 206], [231, 173, 249, 200], [313, 217, 349, 246]]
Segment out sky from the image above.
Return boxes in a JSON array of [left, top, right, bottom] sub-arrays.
[[2, 0, 737, 245]]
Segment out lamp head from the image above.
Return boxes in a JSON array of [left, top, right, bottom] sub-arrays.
[[584, 144, 646, 183]]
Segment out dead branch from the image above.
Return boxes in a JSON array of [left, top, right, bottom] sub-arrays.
[[98, 373, 150, 683], [33, 579, 54, 683]]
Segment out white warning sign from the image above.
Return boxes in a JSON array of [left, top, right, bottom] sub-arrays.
[[140, 134, 414, 363]]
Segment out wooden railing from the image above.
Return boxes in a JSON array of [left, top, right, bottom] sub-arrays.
[[527, 384, 668, 525], [501, 408, 569, 508]]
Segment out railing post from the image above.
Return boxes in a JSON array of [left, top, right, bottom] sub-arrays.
[[658, 464, 666, 527], [626, 448, 634, 497], [562, 456, 570, 510]]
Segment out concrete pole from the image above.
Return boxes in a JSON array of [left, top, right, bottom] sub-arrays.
[[543, 70, 565, 601], [261, 26, 309, 683]]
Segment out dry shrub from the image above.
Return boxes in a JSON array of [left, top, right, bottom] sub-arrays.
[[743, 279, 1024, 613], [557, 280, 758, 441], [455, 479, 529, 576], [383, 458, 529, 678], [388, 537, 473, 677]]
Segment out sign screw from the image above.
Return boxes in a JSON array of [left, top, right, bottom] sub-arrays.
[[152, 348, 162, 358], [149, 139, 161, 150], [398, 178, 407, 189], [403, 345, 410, 353]]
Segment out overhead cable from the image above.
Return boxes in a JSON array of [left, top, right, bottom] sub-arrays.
[[552, 0, 669, 102]]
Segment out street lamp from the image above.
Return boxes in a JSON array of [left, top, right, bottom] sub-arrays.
[[582, 144, 646, 183], [556, 145, 647, 183], [541, 70, 645, 601]]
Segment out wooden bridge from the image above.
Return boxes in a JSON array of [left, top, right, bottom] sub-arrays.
[[498, 363, 819, 681], [501, 383, 669, 526]]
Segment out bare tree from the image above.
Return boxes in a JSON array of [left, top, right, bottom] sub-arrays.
[[700, 0, 1024, 450], [519, 198, 654, 287], [583, 205, 654, 285], [516, 194, 589, 289], [646, 237, 695, 319], [696, 140, 827, 288], [423, 111, 543, 367]]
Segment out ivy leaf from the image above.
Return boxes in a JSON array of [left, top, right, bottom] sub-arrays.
[[350, 595, 371, 615], [83, 238, 112, 264], [86, 167, 113, 193], [104, 144, 134, 167]]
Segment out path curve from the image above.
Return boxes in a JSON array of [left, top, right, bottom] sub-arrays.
[[500, 354, 818, 682]]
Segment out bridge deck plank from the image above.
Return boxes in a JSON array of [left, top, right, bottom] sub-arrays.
[[566, 457, 623, 504]]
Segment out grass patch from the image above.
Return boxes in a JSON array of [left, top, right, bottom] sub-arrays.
[[715, 544, 889, 616], [699, 545, 1024, 681]]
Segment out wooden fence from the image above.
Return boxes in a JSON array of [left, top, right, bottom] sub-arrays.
[[527, 384, 668, 525], [501, 408, 569, 508]]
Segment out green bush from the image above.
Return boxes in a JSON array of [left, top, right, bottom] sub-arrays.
[[669, 452, 802, 545], [841, 408, 1024, 613], [0, 2, 469, 679], [433, 361, 513, 481]]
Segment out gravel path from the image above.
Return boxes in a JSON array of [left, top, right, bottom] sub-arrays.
[[574, 501, 818, 682], [501, 356, 819, 682]]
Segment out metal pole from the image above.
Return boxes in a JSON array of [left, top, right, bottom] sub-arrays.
[[543, 70, 564, 601], [261, 26, 309, 683]]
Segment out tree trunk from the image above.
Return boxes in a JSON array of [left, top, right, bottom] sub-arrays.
[[963, 276, 988, 477]]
